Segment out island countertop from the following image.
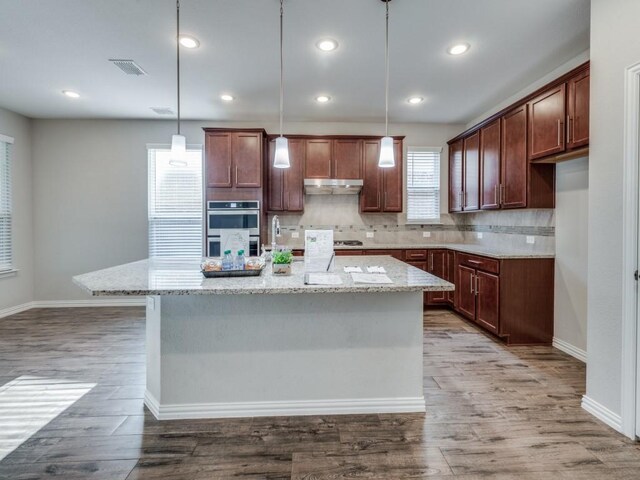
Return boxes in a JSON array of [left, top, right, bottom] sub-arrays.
[[73, 256, 455, 296]]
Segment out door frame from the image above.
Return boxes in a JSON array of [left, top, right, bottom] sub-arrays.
[[621, 60, 640, 440]]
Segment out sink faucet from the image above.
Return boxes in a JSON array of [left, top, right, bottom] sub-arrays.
[[271, 215, 280, 253]]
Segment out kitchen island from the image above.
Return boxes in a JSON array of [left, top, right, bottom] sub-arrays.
[[74, 256, 453, 420]]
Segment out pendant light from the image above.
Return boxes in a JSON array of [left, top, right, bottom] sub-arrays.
[[273, 0, 290, 169], [170, 0, 187, 166], [378, 0, 395, 168]]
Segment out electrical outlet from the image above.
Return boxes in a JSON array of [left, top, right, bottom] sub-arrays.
[[423, 231, 431, 238], [526, 236, 535, 244], [291, 232, 299, 239], [366, 231, 375, 238], [146, 296, 155, 311], [476, 232, 483, 239]]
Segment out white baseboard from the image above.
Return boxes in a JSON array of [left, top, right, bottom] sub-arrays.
[[144, 390, 426, 420], [582, 395, 623, 433], [553, 337, 587, 363], [0, 298, 145, 319]]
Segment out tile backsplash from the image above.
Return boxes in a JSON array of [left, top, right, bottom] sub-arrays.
[[269, 195, 555, 253]]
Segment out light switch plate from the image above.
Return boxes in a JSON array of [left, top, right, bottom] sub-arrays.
[[476, 232, 483, 239], [526, 236, 535, 244], [146, 296, 155, 311], [291, 232, 299, 239], [366, 231, 375, 238], [423, 231, 431, 238]]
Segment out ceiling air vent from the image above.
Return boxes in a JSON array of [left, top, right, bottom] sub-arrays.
[[150, 107, 175, 115], [109, 59, 147, 76]]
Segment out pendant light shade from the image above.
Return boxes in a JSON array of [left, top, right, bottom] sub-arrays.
[[274, 0, 290, 168], [379, 136, 395, 168], [378, 0, 395, 168], [170, 134, 187, 164], [274, 136, 290, 168]]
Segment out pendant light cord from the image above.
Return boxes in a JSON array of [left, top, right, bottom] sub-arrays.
[[279, 0, 284, 137], [384, 0, 389, 137], [176, 0, 181, 136]]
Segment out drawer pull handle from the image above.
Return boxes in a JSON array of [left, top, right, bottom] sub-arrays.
[[467, 259, 482, 265]]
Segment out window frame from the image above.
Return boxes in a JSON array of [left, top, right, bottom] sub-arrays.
[[0, 133, 16, 278], [405, 146, 442, 224], [147, 143, 204, 258]]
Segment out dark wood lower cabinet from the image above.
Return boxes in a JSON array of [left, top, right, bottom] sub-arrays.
[[457, 265, 477, 320], [475, 271, 500, 335], [425, 250, 449, 305]]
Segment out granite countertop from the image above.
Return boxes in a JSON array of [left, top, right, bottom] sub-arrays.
[[274, 243, 554, 259], [73, 256, 454, 296]]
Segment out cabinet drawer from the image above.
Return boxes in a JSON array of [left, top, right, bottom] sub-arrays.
[[335, 250, 363, 256], [364, 249, 404, 260], [457, 253, 500, 274], [404, 249, 428, 261]]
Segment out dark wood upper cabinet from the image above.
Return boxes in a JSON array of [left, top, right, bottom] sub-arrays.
[[204, 129, 263, 191], [463, 131, 480, 211], [448, 138, 464, 212], [267, 138, 304, 213], [528, 84, 566, 160], [480, 119, 501, 210], [333, 139, 362, 179], [567, 68, 590, 150], [382, 140, 403, 212], [205, 132, 233, 188], [501, 105, 528, 209], [304, 139, 332, 179], [232, 132, 262, 188], [360, 140, 382, 212]]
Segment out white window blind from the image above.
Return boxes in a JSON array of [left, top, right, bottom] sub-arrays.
[[406, 146, 441, 222], [148, 147, 203, 257], [0, 135, 13, 273]]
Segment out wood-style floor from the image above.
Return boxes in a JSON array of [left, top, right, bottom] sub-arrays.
[[0, 307, 639, 479]]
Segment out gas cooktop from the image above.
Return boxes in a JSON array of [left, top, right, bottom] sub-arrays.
[[333, 240, 364, 247]]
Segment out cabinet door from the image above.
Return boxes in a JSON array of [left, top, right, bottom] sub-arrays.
[[232, 132, 262, 187], [205, 132, 233, 188], [528, 84, 566, 160], [567, 69, 590, 149], [333, 139, 362, 179], [446, 250, 456, 305], [382, 140, 403, 212], [501, 105, 528, 209], [448, 139, 464, 212], [267, 139, 283, 211], [283, 139, 305, 212], [463, 131, 480, 211], [360, 140, 382, 212], [475, 271, 499, 335], [480, 119, 501, 210], [457, 265, 476, 320], [426, 250, 448, 305], [305, 139, 332, 179]]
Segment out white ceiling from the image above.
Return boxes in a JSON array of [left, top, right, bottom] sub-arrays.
[[0, 0, 590, 124]]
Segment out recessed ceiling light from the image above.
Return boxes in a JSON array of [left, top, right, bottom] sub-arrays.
[[220, 94, 234, 101], [407, 96, 424, 104], [62, 90, 80, 99], [179, 35, 200, 49], [315, 95, 331, 103], [447, 43, 470, 55], [316, 39, 339, 52]]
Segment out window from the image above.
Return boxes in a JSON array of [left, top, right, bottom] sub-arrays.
[[406, 146, 441, 222], [0, 134, 13, 274], [148, 146, 203, 257]]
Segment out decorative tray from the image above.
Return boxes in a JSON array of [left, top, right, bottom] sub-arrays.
[[201, 267, 264, 278]]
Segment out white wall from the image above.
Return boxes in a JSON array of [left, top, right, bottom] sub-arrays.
[[554, 157, 588, 353], [586, 0, 640, 421], [30, 119, 461, 301], [0, 107, 33, 311]]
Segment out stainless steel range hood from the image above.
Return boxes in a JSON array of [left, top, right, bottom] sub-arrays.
[[304, 178, 363, 195]]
